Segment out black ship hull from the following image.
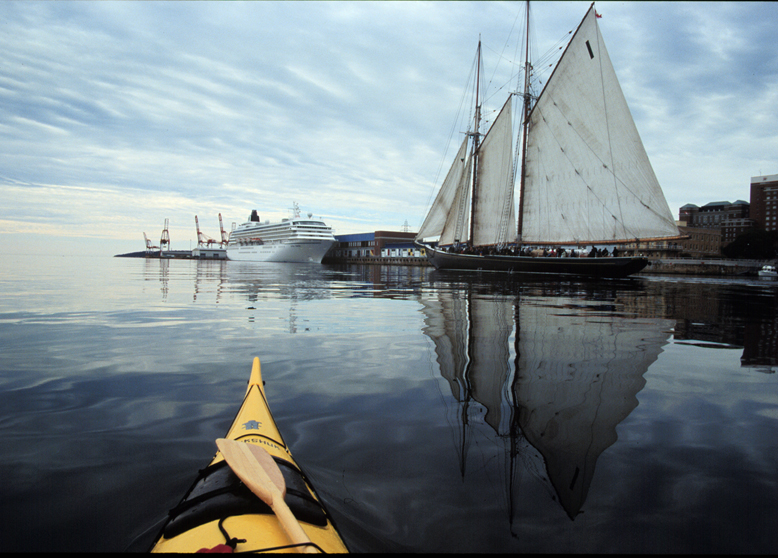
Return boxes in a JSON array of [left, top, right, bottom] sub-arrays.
[[420, 245, 648, 278]]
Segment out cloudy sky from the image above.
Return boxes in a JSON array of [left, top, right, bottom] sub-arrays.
[[2, 1, 777, 256]]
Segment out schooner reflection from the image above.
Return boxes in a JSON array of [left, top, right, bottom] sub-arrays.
[[422, 286, 513, 476], [421, 284, 673, 520]]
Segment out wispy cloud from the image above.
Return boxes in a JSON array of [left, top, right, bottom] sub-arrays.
[[1, 1, 776, 254]]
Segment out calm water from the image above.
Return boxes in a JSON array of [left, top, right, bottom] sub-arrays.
[[1, 255, 777, 553]]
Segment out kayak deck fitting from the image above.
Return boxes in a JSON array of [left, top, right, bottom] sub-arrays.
[[150, 357, 348, 553]]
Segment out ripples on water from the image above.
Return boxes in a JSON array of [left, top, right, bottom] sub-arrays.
[[0, 255, 776, 552]]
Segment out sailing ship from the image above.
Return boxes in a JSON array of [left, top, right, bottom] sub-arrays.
[[415, 2, 682, 278]]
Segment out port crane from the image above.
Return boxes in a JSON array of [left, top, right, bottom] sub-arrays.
[[143, 232, 159, 255], [219, 213, 230, 247], [160, 219, 171, 254], [195, 215, 218, 248]]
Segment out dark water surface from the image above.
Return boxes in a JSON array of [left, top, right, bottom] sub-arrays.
[[1, 255, 777, 553]]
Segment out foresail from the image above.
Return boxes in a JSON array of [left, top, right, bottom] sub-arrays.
[[520, 7, 679, 245], [440, 155, 472, 245], [416, 138, 470, 242], [473, 98, 516, 246]]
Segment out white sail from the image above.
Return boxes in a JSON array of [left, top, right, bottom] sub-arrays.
[[440, 154, 472, 246], [473, 98, 516, 246], [416, 138, 470, 242], [520, 7, 679, 244]]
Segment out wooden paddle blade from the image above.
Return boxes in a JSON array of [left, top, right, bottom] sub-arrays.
[[216, 438, 315, 552], [245, 442, 286, 497], [216, 439, 277, 503]]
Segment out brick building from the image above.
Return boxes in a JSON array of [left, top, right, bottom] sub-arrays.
[[750, 174, 778, 232], [676, 226, 722, 258], [679, 200, 750, 229], [678, 199, 755, 252]]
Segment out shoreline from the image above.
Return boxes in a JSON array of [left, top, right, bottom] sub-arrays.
[[115, 251, 775, 277]]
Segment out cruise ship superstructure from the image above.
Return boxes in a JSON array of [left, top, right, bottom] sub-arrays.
[[226, 204, 336, 263]]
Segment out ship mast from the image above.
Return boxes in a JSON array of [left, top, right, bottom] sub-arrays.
[[468, 39, 482, 246], [517, 0, 531, 244]]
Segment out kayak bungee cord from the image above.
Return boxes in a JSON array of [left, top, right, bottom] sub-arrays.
[[196, 517, 327, 554]]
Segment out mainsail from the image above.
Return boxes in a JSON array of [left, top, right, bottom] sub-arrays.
[[520, 6, 679, 244]]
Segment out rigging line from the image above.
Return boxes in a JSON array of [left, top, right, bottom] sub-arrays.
[[534, 32, 573, 67], [483, 3, 534, 119], [482, 3, 526, 102], [482, 50, 516, 101], [419, 50, 480, 230], [490, 5, 579, 132], [530, 30, 574, 88], [482, 77, 517, 107]]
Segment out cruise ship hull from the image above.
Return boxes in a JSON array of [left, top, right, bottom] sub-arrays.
[[226, 239, 336, 263]]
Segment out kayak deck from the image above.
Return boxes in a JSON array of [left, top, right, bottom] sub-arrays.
[[150, 358, 348, 553]]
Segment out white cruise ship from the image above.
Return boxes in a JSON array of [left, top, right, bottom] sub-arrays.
[[226, 204, 336, 263]]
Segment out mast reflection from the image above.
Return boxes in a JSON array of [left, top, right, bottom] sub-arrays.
[[422, 284, 673, 520]]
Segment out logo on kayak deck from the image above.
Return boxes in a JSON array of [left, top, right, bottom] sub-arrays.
[[242, 420, 262, 430]]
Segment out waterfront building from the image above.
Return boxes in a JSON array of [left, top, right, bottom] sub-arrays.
[[330, 232, 376, 258], [750, 174, 778, 232], [381, 242, 421, 258], [327, 231, 424, 261], [192, 246, 227, 259], [722, 217, 758, 245], [678, 199, 755, 252], [679, 200, 750, 229], [676, 226, 722, 258]]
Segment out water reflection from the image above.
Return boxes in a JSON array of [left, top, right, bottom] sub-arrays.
[[421, 283, 674, 520], [646, 279, 778, 372], [4, 256, 778, 552], [141, 260, 778, 374], [144, 258, 170, 301]]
